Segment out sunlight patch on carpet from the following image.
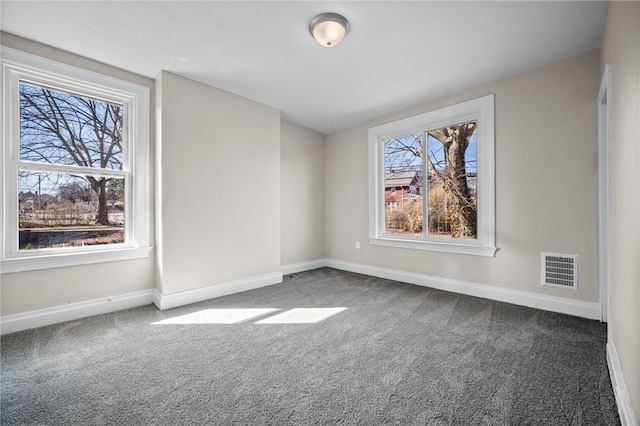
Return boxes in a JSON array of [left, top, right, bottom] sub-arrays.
[[255, 308, 347, 324], [152, 308, 280, 325]]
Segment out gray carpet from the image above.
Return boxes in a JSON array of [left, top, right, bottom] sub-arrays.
[[1, 268, 620, 425]]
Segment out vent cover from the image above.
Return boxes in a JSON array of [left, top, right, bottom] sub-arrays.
[[541, 252, 578, 290]]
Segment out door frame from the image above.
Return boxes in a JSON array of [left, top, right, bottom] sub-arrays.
[[597, 63, 611, 323]]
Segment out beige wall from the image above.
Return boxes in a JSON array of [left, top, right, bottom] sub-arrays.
[[155, 71, 281, 295], [1, 260, 155, 315], [2, 11, 637, 418], [0, 36, 283, 315], [281, 120, 326, 266], [600, 1, 640, 420], [326, 49, 600, 302], [0, 33, 156, 316]]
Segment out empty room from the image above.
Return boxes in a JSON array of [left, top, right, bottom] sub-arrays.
[[1, 1, 638, 425]]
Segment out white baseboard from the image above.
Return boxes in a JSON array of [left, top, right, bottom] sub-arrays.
[[281, 259, 328, 276], [326, 259, 602, 320], [0, 271, 284, 334], [0, 290, 155, 335], [608, 340, 639, 426], [153, 271, 283, 311], [0, 259, 603, 335]]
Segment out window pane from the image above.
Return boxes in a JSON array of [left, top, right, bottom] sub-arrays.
[[427, 121, 477, 239], [19, 81, 123, 170], [383, 135, 423, 236], [18, 171, 125, 250]]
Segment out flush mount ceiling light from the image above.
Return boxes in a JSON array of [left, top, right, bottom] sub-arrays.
[[309, 13, 350, 47]]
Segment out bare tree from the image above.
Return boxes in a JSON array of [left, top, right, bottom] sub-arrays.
[[19, 82, 123, 225], [427, 122, 476, 238], [59, 181, 93, 204], [383, 124, 477, 238], [384, 135, 423, 173]]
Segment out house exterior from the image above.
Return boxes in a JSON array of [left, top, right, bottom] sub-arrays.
[[385, 171, 421, 209]]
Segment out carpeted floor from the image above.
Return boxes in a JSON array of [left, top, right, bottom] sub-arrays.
[[1, 268, 621, 425]]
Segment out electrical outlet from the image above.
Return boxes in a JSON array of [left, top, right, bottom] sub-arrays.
[[355, 241, 360, 249]]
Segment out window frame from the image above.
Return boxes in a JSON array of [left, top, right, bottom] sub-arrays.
[[1, 47, 152, 273], [368, 94, 496, 257]]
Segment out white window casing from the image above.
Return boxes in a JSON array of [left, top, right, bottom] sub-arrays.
[[1, 47, 152, 273], [368, 94, 496, 256]]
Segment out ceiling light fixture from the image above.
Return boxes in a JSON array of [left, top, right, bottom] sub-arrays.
[[309, 13, 350, 47]]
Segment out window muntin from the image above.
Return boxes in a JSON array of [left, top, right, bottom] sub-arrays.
[[369, 94, 495, 256], [2, 47, 151, 273]]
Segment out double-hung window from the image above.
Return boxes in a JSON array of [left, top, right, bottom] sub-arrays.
[[368, 94, 496, 256], [1, 48, 151, 273]]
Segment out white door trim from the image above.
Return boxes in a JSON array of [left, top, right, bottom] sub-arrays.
[[597, 63, 611, 323]]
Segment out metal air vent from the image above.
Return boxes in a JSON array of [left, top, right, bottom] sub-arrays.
[[541, 252, 578, 290]]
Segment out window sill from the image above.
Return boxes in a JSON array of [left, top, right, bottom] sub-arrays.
[[1, 246, 153, 274], [369, 237, 497, 257]]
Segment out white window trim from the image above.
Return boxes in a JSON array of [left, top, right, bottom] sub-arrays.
[[368, 94, 496, 257], [1, 47, 152, 273]]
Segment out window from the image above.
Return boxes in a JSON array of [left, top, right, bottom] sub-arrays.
[[2, 48, 151, 273], [368, 94, 496, 256]]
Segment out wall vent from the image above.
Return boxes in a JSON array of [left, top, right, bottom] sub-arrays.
[[541, 252, 578, 290]]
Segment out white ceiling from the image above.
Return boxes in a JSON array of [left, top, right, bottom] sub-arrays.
[[0, 1, 608, 134]]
